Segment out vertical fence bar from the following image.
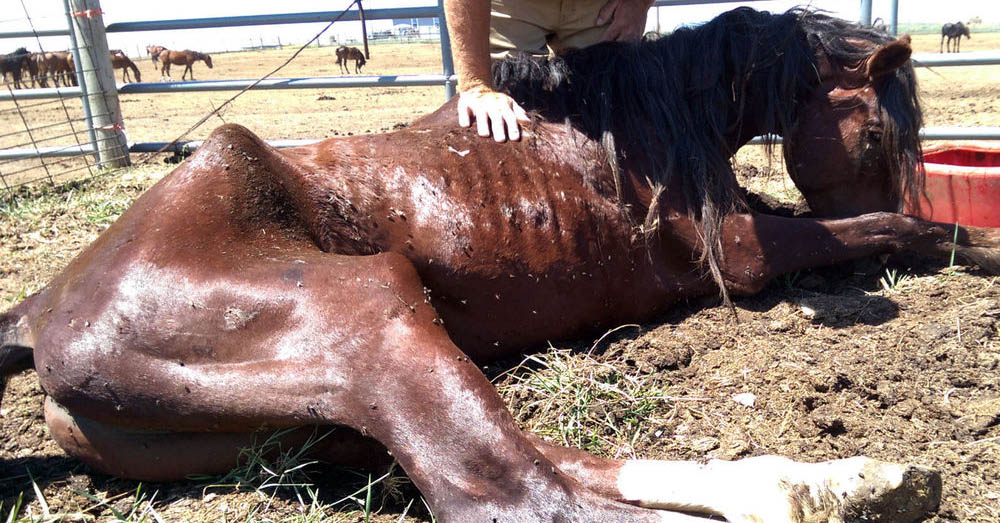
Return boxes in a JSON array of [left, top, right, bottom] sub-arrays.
[[358, 0, 370, 59], [890, 0, 899, 35], [63, 0, 99, 162], [67, 0, 130, 167], [859, 0, 873, 25], [438, 0, 455, 100]]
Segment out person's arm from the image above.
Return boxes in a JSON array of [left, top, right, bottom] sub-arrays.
[[597, 0, 655, 42], [443, 0, 527, 142]]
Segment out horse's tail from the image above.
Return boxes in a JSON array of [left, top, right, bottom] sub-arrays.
[[0, 301, 35, 409]]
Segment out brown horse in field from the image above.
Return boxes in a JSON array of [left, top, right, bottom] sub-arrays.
[[335, 45, 366, 74], [158, 48, 212, 81], [8, 8, 996, 521], [33, 51, 74, 88], [110, 49, 141, 83], [145, 44, 165, 67]]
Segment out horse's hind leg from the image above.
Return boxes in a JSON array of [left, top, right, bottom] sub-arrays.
[[33, 233, 674, 521], [527, 435, 940, 521], [44, 397, 393, 481]]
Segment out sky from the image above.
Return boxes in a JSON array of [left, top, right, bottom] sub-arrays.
[[1, 0, 997, 57]]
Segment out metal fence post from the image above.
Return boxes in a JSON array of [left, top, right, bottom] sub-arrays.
[[859, 0, 873, 26], [438, 0, 455, 100], [66, 0, 130, 168], [890, 0, 899, 35]]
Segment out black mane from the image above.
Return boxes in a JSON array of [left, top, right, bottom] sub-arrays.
[[493, 7, 922, 302]]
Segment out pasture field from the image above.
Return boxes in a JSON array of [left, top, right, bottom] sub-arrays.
[[2, 33, 1000, 522]]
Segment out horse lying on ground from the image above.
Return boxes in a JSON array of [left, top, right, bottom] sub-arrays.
[[33, 51, 74, 88], [8, 8, 1000, 521], [0, 47, 32, 89], [335, 45, 366, 74], [158, 48, 212, 81], [940, 22, 970, 53], [110, 49, 141, 83]]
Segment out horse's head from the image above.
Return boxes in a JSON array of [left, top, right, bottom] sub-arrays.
[[203, 54, 213, 69], [784, 30, 922, 218]]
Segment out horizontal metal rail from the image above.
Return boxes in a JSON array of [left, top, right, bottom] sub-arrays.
[[0, 7, 442, 39], [4, 48, 998, 101], [911, 51, 1000, 67], [3, 127, 998, 161], [0, 74, 457, 101]]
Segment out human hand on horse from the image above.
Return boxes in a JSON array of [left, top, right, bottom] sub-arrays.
[[597, 0, 655, 42], [457, 84, 529, 142]]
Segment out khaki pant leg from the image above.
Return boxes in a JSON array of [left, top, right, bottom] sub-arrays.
[[551, 0, 613, 51], [489, 0, 559, 58]]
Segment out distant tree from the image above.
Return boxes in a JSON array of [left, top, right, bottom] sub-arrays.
[[967, 16, 982, 26]]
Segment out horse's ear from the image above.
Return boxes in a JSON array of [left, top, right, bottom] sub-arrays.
[[864, 35, 912, 79]]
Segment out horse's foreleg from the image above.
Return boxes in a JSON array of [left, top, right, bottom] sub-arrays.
[[527, 435, 940, 521], [708, 212, 1000, 296]]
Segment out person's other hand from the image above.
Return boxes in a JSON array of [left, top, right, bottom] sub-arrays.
[[597, 0, 653, 42], [457, 86, 529, 142]]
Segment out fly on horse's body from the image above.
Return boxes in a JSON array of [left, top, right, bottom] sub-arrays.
[[7, 8, 1000, 521], [158, 48, 212, 81], [335, 45, 366, 74]]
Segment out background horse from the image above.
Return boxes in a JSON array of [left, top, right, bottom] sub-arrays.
[[0, 47, 32, 89], [110, 49, 141, 83], [7, 8, 997, 521], [33, 51, 74, 88], [145, 44, 165, 68], [335, 45, 366, 74], [159, 48, 212, 81], [940, 21, 970, 52]]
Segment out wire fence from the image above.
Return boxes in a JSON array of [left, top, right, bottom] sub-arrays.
[[0, 1, 124, 193]]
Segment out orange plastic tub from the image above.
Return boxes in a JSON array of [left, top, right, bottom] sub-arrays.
[[906, 143, 1000, 227]]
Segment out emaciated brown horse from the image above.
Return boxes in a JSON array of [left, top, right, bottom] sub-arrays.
[[110, 49, 141, 83], [335, 45, 366, 74], [7, 8, 998, 521], [158, 48, 212, 81]]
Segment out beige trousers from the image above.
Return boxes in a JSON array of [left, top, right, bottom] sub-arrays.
[[490, 0, 611, 58]]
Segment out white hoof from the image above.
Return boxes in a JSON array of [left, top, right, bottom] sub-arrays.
[[726, 456, 941, 523]]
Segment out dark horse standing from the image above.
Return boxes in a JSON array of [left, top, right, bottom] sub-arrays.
[[8, 8, 998, 521], [940, 21, 970, 52], [0, 47, 33, 89], [335, 45, 366, 74]]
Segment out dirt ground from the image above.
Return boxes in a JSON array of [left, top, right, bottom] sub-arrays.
[[1, 28, 999, 523]]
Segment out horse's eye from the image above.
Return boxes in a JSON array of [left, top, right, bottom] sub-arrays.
[[867, 127, 883, 142]]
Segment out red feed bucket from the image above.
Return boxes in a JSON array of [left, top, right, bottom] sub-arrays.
[[905, 143, 1000, 227]]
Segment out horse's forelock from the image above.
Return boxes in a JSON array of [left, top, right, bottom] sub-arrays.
[[798, 10, 924, 209]]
